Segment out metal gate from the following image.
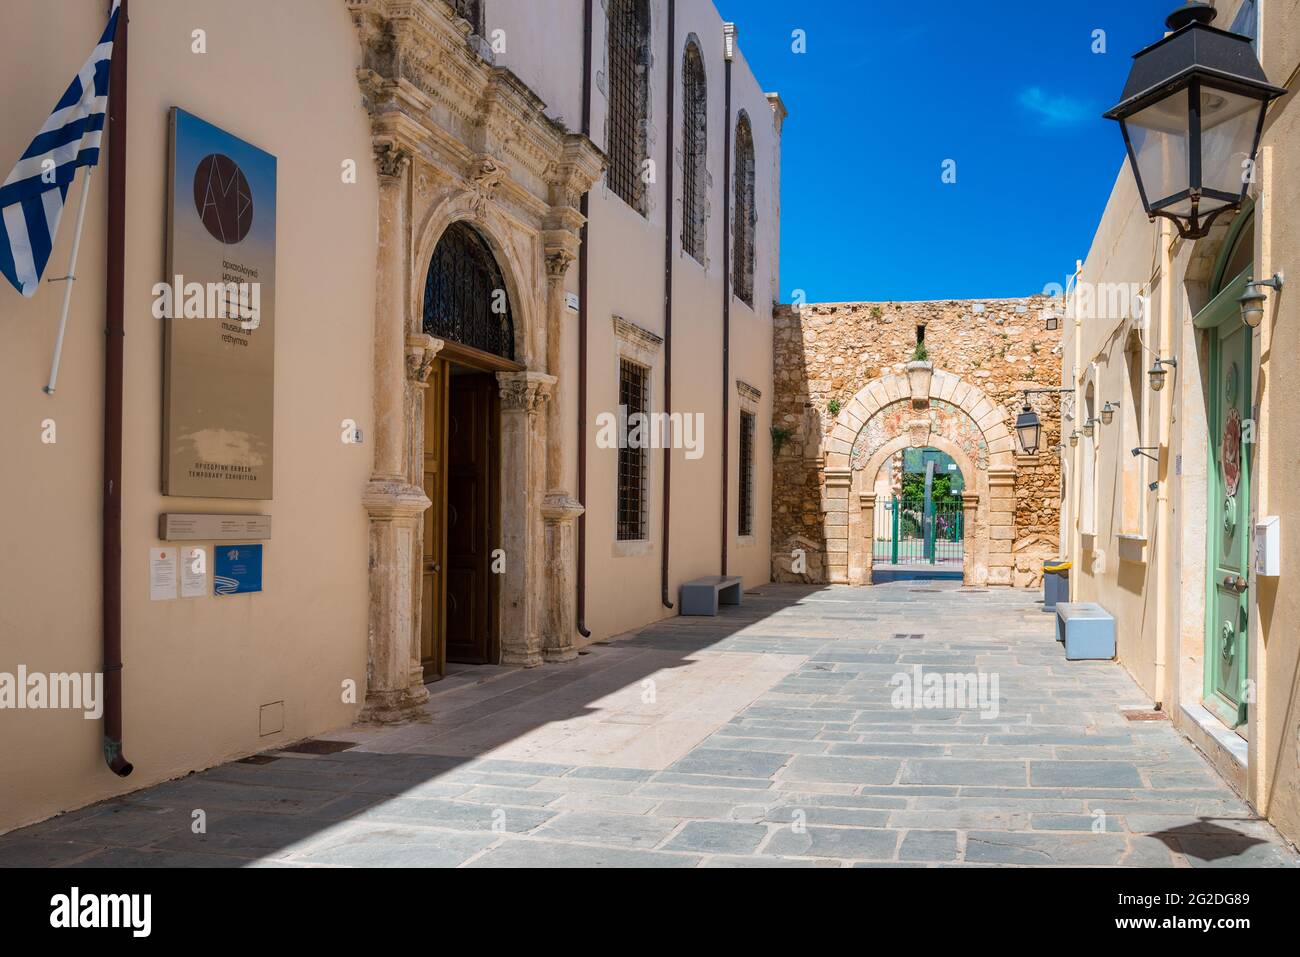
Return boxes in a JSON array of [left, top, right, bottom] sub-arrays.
[[874, 495, 964, 566]]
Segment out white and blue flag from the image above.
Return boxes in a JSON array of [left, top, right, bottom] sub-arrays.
[[0, 0, 121, 297]]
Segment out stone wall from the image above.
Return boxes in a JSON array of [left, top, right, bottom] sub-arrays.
[[772, 297, 1065, 587]]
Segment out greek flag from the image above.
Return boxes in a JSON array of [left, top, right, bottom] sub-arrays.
[[0, 0, 121, 297]]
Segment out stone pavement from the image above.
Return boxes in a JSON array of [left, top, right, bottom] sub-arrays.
[[3, 583, 1297, 868]]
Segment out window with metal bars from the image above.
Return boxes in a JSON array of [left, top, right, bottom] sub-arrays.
[[607, 0, 651, 215], [617, 359, 650, 541], [681, 40, 707, 261], [422, 221, 515, 360], [451, 0, 484, 35], [738, 411, 755, 537], [732, 112, 756, 307]]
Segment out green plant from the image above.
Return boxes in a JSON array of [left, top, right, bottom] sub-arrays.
[[771, 425, 793, 456], [870, 305, 883, 320], [827, 398, 842, 416], [910, 341, 929, 363]]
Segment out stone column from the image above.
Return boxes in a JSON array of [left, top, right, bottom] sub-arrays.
[[859, 493, 877, 585], [404, 333, 444, 690], [539, 242, 584, 663], [361, 144, 432, 723], [961, 491, 981, 587], [987, 467, 1017, 587], [497, 370, 555, 667], [824, 468, 853, 584]]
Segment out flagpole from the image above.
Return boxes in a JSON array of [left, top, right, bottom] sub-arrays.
[[42, 168, 94, 395]]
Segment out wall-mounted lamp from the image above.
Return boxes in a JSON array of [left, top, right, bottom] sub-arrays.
[[1149, 356, 1178, 392], [1239, 272, 1284, 328], [1100, 400, 1120, 426], [1069, 430, 1081, 448], [1082, 418, 1098, 439], [1015, 404, 1042, 456], [1132, 446, 1161, 464]]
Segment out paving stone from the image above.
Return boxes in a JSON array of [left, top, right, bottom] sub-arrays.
[[899, 830, 959, 862], [764, 825, 900, 861], [1030, 761, 1144, 789], [901, 760, 1026, 787], [468, 839, 699, 868], [354, 798, 554, 833], [781, 755, 901, 785], [532, 811, 680, 849], [663, 821, 769, 855], [290, 825, 497, 867]]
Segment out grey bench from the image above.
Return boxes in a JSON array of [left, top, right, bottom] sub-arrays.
[[680, 576, 743, 616], [1055, 602, 1116, 660]]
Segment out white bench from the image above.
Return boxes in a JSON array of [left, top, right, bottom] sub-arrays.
[[680, 576, 743, 616]]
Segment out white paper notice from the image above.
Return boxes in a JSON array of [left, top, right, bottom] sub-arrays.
[[181, 546, 208, 599], [149, 548, 178, 601]]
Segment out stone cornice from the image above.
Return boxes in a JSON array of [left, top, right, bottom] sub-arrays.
[[349, 0, 605, 230]]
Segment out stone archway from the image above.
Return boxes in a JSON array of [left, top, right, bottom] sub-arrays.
[[352, 1, 603, 721], [822, 369, 1018, 587]]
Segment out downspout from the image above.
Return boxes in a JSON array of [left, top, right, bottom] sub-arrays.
[[1070, 259, 1083, 603], [660, 0, 676, 608], [103, 0, 132, 777], [720, 23, 735, 576], [1153, 218, 1174, 709], [575, 0, 593, 638]]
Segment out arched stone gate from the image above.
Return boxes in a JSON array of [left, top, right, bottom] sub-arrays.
[[822, 370, 1018, 586]]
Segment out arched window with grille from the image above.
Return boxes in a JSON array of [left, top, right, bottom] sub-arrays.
[[607, 0, 651, 215], [732, 112, 756, 307], [422, 221, 515, 361], [681, 39, 707, 261]]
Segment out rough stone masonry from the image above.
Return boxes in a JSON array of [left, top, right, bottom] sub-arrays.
[[771, 296, 1065, 587]]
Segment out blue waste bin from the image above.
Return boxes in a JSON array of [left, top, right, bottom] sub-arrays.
[[1043, 560, 1071, 611]]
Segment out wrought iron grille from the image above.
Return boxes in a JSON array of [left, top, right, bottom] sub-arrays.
[[607, 0, 650, 214], [422, 221, 515, 361], [617, 359, 650, 541], [738, 411, 755, 536], [732, 113, 756, 307], [681, 41, 707, 261]]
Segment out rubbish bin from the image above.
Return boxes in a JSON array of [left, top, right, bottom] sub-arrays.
[[1043, 560, 1071, 611]]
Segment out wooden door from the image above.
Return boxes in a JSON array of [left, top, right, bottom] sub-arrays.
[[1206, 309, 1252, 730], [420, 359, 449, 681], [446, 372, 496, 664]]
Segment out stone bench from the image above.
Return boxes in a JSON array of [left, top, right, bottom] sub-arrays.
[[680, 576, 743, 617], [1055, 602, 1116, 661]]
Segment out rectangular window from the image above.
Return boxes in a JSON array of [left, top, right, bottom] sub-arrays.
[[738, 411, 755, 537], [617, 359, 650, 541]]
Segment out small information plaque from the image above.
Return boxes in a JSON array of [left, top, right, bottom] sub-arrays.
[[159, 513, 272, 542]]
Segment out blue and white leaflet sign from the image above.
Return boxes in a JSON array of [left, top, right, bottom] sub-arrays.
[[214, 544, 263, 595]]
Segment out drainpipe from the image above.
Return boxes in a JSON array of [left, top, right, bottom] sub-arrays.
[[103, 0, 132, 777], [575, 0, 593, 638], [660, 0, 676, 609], [1153, 218, 1174, 709], [1070, 259, 1083, 603], [720, 23, 735, 576]]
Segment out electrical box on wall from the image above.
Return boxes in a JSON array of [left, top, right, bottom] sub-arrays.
[[1256, 516, 1280, 577]]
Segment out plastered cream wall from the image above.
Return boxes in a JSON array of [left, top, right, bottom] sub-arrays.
[[496, 0, 780, 641], [1062, 0, 1300, 848], [0, 0, 377, 833]]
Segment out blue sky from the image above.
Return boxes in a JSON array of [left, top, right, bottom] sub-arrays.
[[713, 0, 1175, 302]]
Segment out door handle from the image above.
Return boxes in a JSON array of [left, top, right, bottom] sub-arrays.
[[1224, 575, 1248, 594]]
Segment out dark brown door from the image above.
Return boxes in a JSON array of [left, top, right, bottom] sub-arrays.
[[445, 372, 497, 663], [420, 359, 449, 681]]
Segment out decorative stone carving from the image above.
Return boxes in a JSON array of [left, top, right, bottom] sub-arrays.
[[405, 333, 444, 385], [499, 371, 554, 413], [467, 155, 505, 218]]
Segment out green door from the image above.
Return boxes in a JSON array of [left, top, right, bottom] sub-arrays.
[[1202, 276, 1252, 729]]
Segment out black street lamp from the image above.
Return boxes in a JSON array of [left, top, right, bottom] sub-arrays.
[[1104, 3, 1285, 240], [1016, 404, 1042, 456]]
